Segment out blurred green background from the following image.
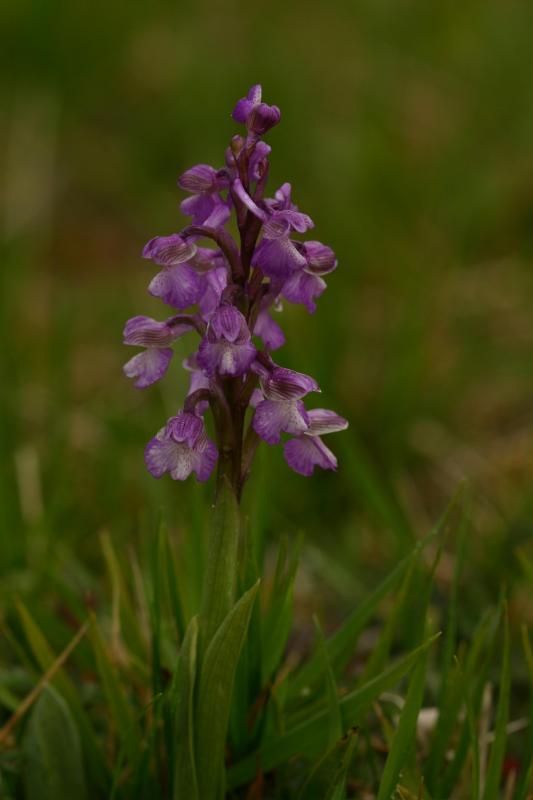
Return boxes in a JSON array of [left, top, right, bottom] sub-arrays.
[[1, 0, 532, 626]]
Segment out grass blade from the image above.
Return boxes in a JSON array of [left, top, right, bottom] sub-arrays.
[[195, 581, 259, 799], [376, 630, 430, 800], [172, 616, 199, 800], [482, 606, 510, 800], [228, 634, 440, 789], [23, 686, 88, 800]]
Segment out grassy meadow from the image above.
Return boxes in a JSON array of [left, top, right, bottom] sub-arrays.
[[1, 1, 533, 797]]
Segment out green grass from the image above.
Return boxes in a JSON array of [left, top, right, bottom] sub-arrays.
[[1, 0, 533, 796]]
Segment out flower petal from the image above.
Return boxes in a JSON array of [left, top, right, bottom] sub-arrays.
[[123, 315, 190, 346], [166, 413, 203, 447], [307, 409, 349, 436], [191, 433, 218, 481], [148, 264, 202, 310], [282, 270, 326, 313], [252, 237, 306, 280], [253, 399, 309, 445], [302, 241, 337, 275], [283, 435, 338, 476], [143, 234, 196, 265], [262, 367, 319, 401], [178, 164, 219, 193], [198, 339, 257, 377], [123, 348, 173, 388]]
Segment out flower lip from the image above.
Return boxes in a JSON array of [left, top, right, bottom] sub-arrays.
[[143, 234, 197, 266]]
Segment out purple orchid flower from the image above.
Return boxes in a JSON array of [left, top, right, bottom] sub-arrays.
[[232, 84, 281, 136], [178, 165, 231, 228], [253, 367, 320, 444], [282, 241, 338, 313], [145, 413, 218, 482], [232, 179, 314, 280], [143, 235, 203, 309], [284, 409, 348, 476], [125, 84, 346, 488], [123, 315, 193, 388], [197, 305, 257, 377]]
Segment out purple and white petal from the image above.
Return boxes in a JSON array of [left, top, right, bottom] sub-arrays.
[[166, 412, 204, 447], [124, 348, 173, 388], [247, 102, 281, 135], [178, 164, 219, 193], [143, 234, 196, 266], [191, 433, 218, 481], [252, 237, 306, 280], [302, 241, 337, 275], [232, 84, 262, 124], [198, 266, 228, 319], [210, 305, 250, 343], [253, 399, 309, 445], [180, 194, 230, 228], [282, 270, 327, 313], [307, 409, 349, 436], [198, 338, 257, 377], [282, 210, 314, 233], [262, 367, 320, 401], [148, 264, 203, 310], [145, 430, 183, 478], [283, 435, 338, 476], [123, 315, 191, 346]]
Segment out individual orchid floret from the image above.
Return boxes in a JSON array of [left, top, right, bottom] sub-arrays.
[[123, 315, 193, 389], [197, 305, 257, 377], [143, 234, 203, 309], [232, 84, 281, 136], [253, 367, 320, 445], [178, 165, 231, 228], [283, 409, 348, 476], [145, 412, 218, 482], [232, 180, 313, 279], [281, 240, 337, 313]]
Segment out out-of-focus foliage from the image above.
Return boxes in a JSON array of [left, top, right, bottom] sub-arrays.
[[1, 1, 532, 797]]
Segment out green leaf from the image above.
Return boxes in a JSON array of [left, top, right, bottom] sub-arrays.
[[23, 686, 88, 800], [482, 606, 510, 800], [88, 613, 142, 765], [261, 535, 301, 685], [356, 556, 417, 687], [195, 581, 259, 799], [297, 728, 358, 800], [376, 629, 430, 800], [313, 616, 343, 745], [290, 492, 462, 700], [199, 476, 241, 655], [100, 531, 146, 660], [516, 625, 533, 800], [172, 616, 199, 800], [16, 603, 109, 793], [228, 634, 440, 789]]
